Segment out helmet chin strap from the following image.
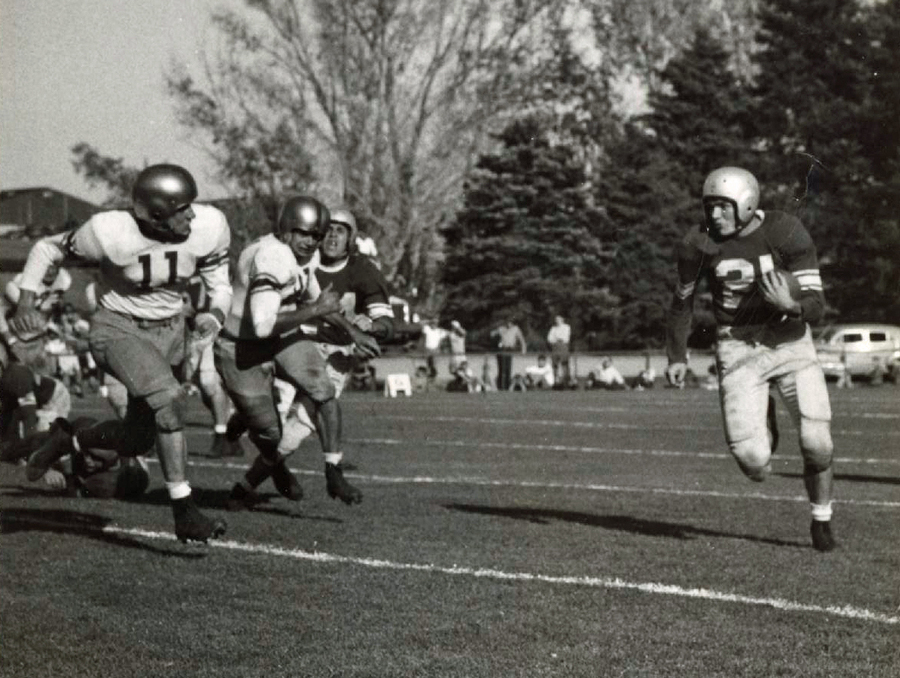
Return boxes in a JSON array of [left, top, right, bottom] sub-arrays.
[[136, 216, 190, 243]]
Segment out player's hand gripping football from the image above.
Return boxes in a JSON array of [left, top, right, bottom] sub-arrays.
[[758, 270, 801, 314], [665, 362, 687, 387]]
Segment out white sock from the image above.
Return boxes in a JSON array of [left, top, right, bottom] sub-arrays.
[[214, 424, 227, 434], [811, 501, 833, 522], [324, 452, 343, 466], [167, 481, 191, 500]]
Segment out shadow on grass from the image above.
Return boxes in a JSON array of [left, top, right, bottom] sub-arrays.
[[0, 507, 206, 558], [133, 488, 343, 523], [444, 503, 804, 548], [776, 471, 900, 486]]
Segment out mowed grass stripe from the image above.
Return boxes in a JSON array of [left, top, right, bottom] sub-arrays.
[[13, 517, 897, 626], [340, 437, 900, 466], [382, 414, 900, 437], [177, 459, 900, 508]]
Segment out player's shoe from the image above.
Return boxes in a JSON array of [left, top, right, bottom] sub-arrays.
[[766, 394, 780, 454], [325, 462, 363, 505], [25, 418, 74, 482], [172, 496, 227, 543], [810, 520, 836, 552], [209, 432, 244, 458], [226, 483, 260, 512], [271, 460, 303, 501]]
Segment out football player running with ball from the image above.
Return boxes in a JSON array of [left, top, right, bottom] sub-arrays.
[[259, 207, 391, 505], [665, 166, 837, 552], [12, 164, 233, 544], [218, 197, 379, 511]]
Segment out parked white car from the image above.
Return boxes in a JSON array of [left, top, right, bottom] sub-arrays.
[[814, 323, 900, 381]]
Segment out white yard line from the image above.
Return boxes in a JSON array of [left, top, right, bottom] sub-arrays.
[[64, 523, 896, 627]]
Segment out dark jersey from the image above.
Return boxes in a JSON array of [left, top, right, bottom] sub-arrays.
[[311, 255, 392, 346], [667, 210, 825, 362]]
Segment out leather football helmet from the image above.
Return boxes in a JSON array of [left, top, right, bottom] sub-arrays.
[[328, 207, 358, 255], [702, 167, 759, 227], [276, 196, 330, 239], [132, 164, 198, 223]]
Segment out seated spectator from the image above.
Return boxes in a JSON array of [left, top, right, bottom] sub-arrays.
[[412, 365, 430, 393], [349, 357, 377, 391], [447, 360, 483, 393], [632, 366, 657, 390], [509, 373, 529, 391], [525, 355, 555, 389], [587, 357, 627, 390]]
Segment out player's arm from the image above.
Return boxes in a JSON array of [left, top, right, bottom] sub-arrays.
[[666, 240, 704, 385], [767, 221, 825, 323], [356, 267, 395, 343], [193, 214, 233, 337]]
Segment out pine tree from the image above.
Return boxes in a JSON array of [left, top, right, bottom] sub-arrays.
[[594, 28, 753, 348], [442, 116, 616, 347]]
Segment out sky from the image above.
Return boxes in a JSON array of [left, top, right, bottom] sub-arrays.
[[0, 0, 242, 204]]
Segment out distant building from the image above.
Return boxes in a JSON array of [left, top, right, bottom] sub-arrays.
[[0, 187, 100, 236]]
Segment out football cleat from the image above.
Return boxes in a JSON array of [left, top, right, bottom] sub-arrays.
[[172, 496, 226, 543], [271, 460, 303, 501], [209, 432, 244, 458], [810, 520, 837, 552], [25, 418, 75, 482], [226, 483, 260, 512], [325, 462, 363, 505], [766, 394, 780, 455]]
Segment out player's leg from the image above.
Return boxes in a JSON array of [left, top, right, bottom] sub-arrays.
[[716, 340, 773, 481], [92, 310, 225, 542], [215, 337, 300, 509], [773, 336, 836, 551], [277, 340, 361, 504], [198, 344, 242, 458]]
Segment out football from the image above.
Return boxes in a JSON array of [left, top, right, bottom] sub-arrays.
[[760, 268, 801, 302], [777, 269, 802, 300]]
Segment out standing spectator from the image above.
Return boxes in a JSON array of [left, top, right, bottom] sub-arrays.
[[491, 318, 527, 390], [13, 163, 232, 544], [547, 315, 572, 387], [665, 166, 836, 552], [420, 320, 446, 382], [448, 320, 467, 373]]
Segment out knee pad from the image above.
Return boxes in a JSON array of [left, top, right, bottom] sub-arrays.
[[730, 437, 772, 482], [800, 419, 833, 474], [150, 385, 187, 433]]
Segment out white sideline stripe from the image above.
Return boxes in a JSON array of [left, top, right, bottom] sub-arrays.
[[86, 524, 898, 626], [385, 414, 900, 437], [344, 437, 900, 467], [180, 460, 900, 509]]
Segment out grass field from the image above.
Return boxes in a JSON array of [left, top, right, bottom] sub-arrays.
[[1, 385, 898, 677]]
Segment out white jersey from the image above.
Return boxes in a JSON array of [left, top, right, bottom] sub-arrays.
[[18, 205, 232, 321], [6, 269, 71, 313], [223, 233, 321, 340]]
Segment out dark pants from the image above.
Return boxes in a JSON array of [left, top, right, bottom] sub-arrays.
[[496, 352, 513, 390]]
